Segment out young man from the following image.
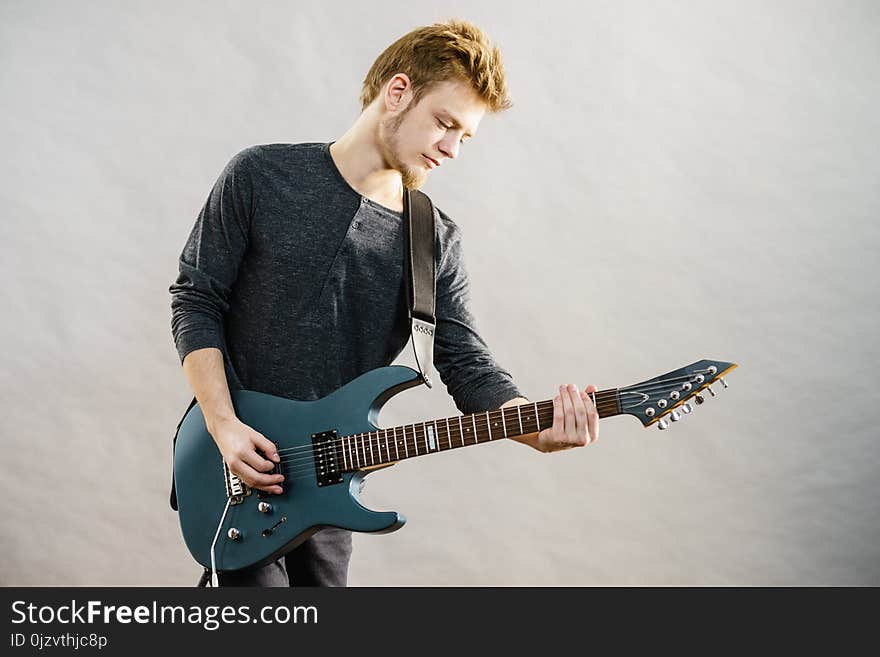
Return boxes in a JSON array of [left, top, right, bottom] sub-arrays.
[[169, 19, 599, 587]]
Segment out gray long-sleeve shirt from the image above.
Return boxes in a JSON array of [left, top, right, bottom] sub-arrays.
[[169, 142, 524, 414]]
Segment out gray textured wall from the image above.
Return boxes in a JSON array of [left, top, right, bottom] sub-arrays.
[[1, 0, 877, 586]]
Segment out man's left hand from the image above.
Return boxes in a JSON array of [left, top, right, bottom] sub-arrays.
[[534, 383, 599, 453]]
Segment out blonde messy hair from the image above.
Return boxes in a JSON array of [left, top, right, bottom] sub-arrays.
[[359, 19, 512, 114]]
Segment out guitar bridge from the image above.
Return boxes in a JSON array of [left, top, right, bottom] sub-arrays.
[[223, 461, 251, 505], [312, 430, 344, 487]]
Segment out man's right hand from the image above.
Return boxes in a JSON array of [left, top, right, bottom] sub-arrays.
[[208, 417, 284, 494]]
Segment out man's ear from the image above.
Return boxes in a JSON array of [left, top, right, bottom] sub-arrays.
[[384, 73, 413, 112]]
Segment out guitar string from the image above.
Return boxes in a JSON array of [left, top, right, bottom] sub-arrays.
[[214, 371, 722, 493], [248, 372, 713, 462], [275, 423, 543, 472], [273, 415, 558, 472], [270, 400, 615, 467], [265, 381, 643, 460], [270, 389, 700, 476], [271, 395, 640, 476], [273, 401, 613, 474], [243, 377, 710, 476], [258, 397, 648, 483], [618, 372, 713, 394], [211, 372, 727, 506], [269, 393, 685, 478], [229, 378, 722, 486], [253, 412, 602, 485], [256, 385, 702, 475], [263, 397, 609, 460], [236, 433, 507, 487]]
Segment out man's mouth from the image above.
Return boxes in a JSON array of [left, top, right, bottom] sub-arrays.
[[422, 154, 440, 169]]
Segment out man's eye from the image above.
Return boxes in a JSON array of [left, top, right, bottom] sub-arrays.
[[437, 118, 467, 144]]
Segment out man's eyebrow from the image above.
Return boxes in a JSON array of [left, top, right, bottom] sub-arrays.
[[439, 110, 475, 138]]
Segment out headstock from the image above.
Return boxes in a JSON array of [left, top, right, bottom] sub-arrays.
[[619, 359, 737, 430]]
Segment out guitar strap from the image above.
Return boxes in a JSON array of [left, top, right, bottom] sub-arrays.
[[403, 187, 437, 388], [170, 187, 438, 513], [169, 397, 196, 511]]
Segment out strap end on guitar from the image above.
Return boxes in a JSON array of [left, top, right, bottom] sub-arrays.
[[410, 314, 436, 388]]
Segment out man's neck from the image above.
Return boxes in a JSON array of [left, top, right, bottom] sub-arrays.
[[329, 132, 404, 213]]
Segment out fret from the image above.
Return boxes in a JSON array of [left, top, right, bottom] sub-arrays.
[[517, 406, 523, 434], [458, 416, 464, 446], [411, 424, 419, 455], [368, 432, 375, 465], [358, 434, 366, 466], [534, 401, 541, 430], [422, 422, 429, 453], [501, 408, 508, 437], [353, 436, 360, 468], [402, 426, 409, 458], [384, 428, 391, 462], [342, 436, 348, 470], [486, 411, 492, 440], [471, 414, 478, 444], [445, 418, 452, 449], [392, 427, 399, 460], [434, 420, 441, 451]]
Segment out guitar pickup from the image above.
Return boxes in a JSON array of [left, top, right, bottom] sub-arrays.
[[312, 430, 344, 487]]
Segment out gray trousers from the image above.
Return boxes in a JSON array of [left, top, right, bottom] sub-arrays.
[[213, 527, 353, 587]]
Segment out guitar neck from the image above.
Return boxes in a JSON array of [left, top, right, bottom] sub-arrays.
[[338, 388, 622, 471]]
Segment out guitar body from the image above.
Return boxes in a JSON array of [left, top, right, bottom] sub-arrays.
[[173, 365, 424, 573]]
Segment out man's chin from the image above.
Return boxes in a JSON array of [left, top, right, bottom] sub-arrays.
[[400, 165, 427, 191]]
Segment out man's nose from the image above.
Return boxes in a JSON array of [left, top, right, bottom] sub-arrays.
[[438, 137, 459, 160]]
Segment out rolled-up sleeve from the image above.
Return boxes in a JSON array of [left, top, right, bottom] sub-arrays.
[[169, 147, 255, 364], [433, 218, 525, 413]]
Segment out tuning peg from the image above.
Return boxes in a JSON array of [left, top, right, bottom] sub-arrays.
[[657, 419, 669, 430], [719, 377, 728, 389], [681, 403, 693, 414], [707, 386, 717, 397], [694, 394, 705, 405], [670, 410, 682, 422]]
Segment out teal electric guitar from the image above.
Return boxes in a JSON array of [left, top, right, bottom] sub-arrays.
[[173, 359, 737, 575]]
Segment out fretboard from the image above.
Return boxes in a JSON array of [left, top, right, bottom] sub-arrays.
[[338, 389, 621, 471]]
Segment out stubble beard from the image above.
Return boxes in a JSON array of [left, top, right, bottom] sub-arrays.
[[379, 110, 427, 191]]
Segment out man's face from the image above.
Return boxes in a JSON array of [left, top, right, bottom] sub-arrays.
[[378, 78, 486, 190]]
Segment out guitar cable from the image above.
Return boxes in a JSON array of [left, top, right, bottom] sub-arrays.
[[209, 498, 233, 588]]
